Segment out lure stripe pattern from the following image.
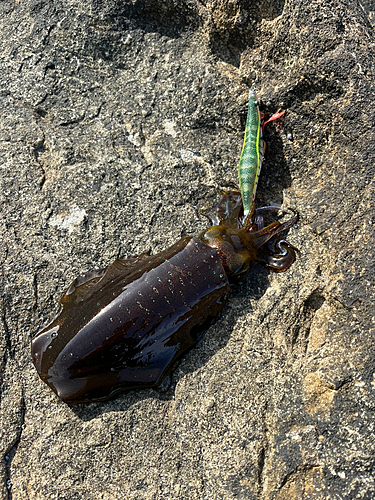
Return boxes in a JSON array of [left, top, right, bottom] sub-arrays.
[[238, 89, 263, 216]]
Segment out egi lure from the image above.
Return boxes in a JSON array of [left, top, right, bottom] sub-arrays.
[[238, 89, 285, 216]]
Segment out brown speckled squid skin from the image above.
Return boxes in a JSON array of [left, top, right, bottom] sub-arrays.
[[32, 237, 229, 404], [31, 192, 297, 404]]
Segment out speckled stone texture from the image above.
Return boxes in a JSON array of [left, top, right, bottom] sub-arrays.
[[0, 0, 374, 499]]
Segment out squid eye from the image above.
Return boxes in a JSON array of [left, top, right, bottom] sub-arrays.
[[207, 228, 222, 238]]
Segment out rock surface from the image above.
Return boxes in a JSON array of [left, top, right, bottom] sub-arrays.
[[1, 0, 374, 498]]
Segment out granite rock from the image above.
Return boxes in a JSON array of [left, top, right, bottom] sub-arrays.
[[0, 0, 374, 498]]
